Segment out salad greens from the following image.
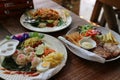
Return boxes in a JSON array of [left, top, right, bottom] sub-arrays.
[[30, 19, 40, 27], [5, 36, 11, 40], [29, 18, 64, 27], [78, 24, 101, 37], [29, 32, 44, 39], [78, 24, 93, 33], [58, 18, 64, 26]]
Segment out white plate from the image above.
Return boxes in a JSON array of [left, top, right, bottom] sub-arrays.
[[0, 33, 67, 80], [20, 9, 72, 33], [66, 26, 120, 63]]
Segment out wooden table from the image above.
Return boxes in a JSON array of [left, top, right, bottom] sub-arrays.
[[1, 0, 120, 80]]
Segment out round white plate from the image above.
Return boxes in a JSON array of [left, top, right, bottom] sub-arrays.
[[0, 33, 67, 80], [20, 9, 72, 33], [66, 26, 120, 63]]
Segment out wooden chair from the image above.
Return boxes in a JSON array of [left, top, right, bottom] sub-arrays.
[[0, 0, 34, 18], [90, 0, 120, 33]]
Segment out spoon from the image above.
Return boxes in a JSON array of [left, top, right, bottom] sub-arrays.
[[23, 18, 36, 23], [23, 11, 36, 23]]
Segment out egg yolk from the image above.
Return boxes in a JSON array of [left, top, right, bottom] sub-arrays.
[[41, 62, 50, 68]]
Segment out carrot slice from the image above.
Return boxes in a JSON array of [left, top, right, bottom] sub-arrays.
[[44, 47, 55, 56]]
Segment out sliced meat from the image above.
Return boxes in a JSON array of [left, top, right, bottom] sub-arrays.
[[93, 43, 120, 59], [103, 43, 118, 53], [113, 48, 120, 57], [93, 46, 112, 59]]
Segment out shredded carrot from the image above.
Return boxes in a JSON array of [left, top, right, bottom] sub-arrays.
[[44, 47, 55, 56]]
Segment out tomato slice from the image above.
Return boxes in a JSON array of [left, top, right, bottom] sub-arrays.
[[85, 29, 98, 36]]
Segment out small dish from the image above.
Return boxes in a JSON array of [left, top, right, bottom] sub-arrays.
[[79, 37, 96, 50], [0, 40, 19, 56]]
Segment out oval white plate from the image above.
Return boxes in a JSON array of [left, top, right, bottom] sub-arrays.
[[66, 26, 120, 63], [0, 33, 67, 80], [20, 9, 72, 33]]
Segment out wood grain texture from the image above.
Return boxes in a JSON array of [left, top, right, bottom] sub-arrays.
[[0, 0, 120, 80], [100, 0, 120, 9]]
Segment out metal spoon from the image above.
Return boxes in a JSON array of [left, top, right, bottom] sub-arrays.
[[23, 18, 36, 23]]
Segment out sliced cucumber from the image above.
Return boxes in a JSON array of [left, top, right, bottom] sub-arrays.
[[47, 20, 54, 23], [35, 48, 44, 56]]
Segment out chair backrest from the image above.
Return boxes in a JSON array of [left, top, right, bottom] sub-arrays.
[[0, 0, 34, 18], [90, 0, 120, 33], [99, 0, 120, 9]]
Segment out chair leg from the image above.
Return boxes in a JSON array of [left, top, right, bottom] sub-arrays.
[[118, 13, 120, 20], [90, 0, 102, 23], [114, 9, 120, 20], [99, 12, 106, 27], [103, 4, 119, 33]]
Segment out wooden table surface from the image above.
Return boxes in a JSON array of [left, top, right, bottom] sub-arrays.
[[1, 0, 120, 80]]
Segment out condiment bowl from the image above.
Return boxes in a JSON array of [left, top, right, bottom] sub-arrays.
[[79, 37, 96, 50]]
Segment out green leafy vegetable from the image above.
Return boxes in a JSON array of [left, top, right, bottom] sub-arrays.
[[29, 32, 44, 39], [58, 18, 64, 26], [5, 36, 11, 40], [30, 19, 40, 27], [78, 24, 93, 33], [39, 34, 44, 39], [2, 56, 31, 71], [32, 32, 39, 37]]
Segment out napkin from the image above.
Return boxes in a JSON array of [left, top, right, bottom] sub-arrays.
[[58, 36, 105, 63]]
